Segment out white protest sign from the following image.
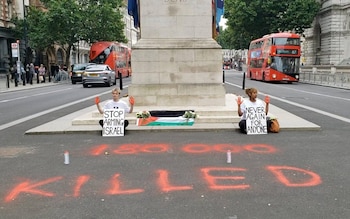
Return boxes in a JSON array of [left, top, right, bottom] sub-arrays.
[[103, 109, 125, 137], [245, 101, 267, 135]]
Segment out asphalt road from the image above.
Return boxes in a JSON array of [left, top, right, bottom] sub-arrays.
[[0, 72, 349, 219]]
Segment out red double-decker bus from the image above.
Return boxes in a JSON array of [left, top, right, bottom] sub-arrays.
[[89, 41, 131, 78], [247, 32, 300, 82]]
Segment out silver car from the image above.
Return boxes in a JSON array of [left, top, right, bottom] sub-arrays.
[[82, 64, 116, 88]]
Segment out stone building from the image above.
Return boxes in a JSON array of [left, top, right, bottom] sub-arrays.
[[303, 0, 350, 65], [0, 0, 72, 73], [0, 0, 25, 72]]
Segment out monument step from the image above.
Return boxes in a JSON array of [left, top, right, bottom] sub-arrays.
[[74, 94, 239, 127], [72, 115, 241, 126], [91, 109, 237, 118]]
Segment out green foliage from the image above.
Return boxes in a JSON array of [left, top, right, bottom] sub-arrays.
[[11, 0, 126, 64], [10, 17, 24, 40], [26, 7, 54, 50], [221, 0, 321, 49], [81, 1, 126, 43], [216, 27, 234, 49]]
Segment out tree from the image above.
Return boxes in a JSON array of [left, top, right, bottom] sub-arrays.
[[11, 0, 126, 67], [10, 7, 53, 63], [223, 0, 321, 49], [216, 27, 235, 49], [80, 0, 126, 43], [26, 7, 53, 51]]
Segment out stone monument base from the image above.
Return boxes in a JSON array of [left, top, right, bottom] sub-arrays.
[[129, 83, 225, 106], [129, 39, 226, 106]]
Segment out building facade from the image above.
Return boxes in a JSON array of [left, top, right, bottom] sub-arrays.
[[303, 0, 350, 65], [0, 0, 25, 72], [1, 0, 138, 75]]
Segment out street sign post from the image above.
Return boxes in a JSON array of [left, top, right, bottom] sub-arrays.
[[11, 43, 18, 58]]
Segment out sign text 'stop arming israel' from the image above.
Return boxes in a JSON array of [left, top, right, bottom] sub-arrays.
[[103, 109, 125, 137], [245, 100, 267, 135]]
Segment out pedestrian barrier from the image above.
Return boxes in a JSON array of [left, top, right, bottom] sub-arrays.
[[53, 71, 70, 83], [300, 71, 350, 89], [0, 70, 70, 92], [0, 73, 27, 91]]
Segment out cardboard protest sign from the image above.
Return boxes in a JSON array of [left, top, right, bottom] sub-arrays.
[[245, 102, 267, 135], [103, 109, 125, 137]]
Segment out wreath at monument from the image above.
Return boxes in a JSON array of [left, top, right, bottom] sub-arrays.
[[182, 111, 197, 119], [136, 111, 151, 119]]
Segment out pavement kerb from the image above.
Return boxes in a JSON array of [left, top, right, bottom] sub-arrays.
[[0, 81, 62, 93]]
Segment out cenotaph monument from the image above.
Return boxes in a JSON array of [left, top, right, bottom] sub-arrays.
[[128, 0, 226, 107]]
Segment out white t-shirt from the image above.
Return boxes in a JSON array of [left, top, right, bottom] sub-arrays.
[[104, 100, 130, 113], [240, 99, 265, 120]]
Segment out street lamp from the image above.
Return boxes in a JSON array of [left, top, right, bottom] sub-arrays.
[[23, 0, 29, 83], [78, 38, 80, 63], [339, 0, 342, 64]]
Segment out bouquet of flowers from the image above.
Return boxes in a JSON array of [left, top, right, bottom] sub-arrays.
[[182, 111, 197, 119], [136, 111, 151, 118]]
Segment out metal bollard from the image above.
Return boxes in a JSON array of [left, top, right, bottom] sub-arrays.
[[242, 72, 246, 90], [118, 72, 123, 90], [6, 74, 10, 88], [15, 73, 18, 87], [223, 70, 225, 83]]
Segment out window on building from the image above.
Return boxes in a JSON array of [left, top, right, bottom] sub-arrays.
[[72, 52, 76, 64], [57, 49, 64, 65]]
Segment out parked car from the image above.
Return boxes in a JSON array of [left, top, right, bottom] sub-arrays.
[[71, 63, 95, 84], [82, 64, 116, 88]]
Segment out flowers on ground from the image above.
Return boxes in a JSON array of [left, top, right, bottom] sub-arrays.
[[136, 111, 151, 118]]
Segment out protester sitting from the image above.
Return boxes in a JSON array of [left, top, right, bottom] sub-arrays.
[[95, 88, 135, 132], [236, 87, 271, 134]]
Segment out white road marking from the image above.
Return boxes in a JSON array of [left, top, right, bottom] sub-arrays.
[[0, 88, 74, 103], [259, 83, 350, 102], [0, 90, 112, 131]]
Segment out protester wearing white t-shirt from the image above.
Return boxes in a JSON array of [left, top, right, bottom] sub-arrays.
[[95, 88, 135, 132], [236, 88, 271, 134]]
